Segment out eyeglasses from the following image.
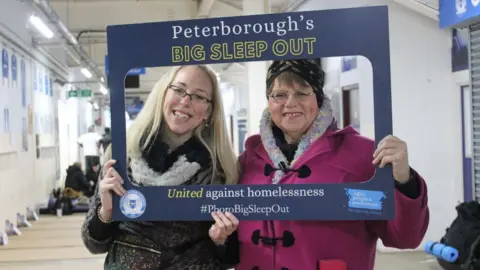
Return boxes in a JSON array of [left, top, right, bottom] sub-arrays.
[[268, 90, 315, 104], [168, 85, 212, 105]]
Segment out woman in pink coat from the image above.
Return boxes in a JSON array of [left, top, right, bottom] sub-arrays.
[[218, 59, 429, 270]]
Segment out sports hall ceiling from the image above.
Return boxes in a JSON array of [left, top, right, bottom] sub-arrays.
[[23, 0, 439, 102], [32, 0, 304, 101]]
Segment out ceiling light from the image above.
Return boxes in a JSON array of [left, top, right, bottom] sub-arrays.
[[100, 85, 108, 95], [29, 15, 54, 39], [81, 68, 92, 78]]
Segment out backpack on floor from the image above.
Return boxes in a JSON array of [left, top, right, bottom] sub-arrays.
[[438, 201, 480, 270]]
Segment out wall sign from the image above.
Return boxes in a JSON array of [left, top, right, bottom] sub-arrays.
[[107, 6, 394, 221], [452, 28, 469, 72], [440, 0, 480, 28], [341, 56, 357, 72], [105, 55, 146, 76], [2, 48, 9, 88]]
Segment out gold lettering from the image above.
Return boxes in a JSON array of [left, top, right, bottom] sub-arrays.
[[222, 43, 233, 59], [167, 188, 203, 198], [170, 45, 205, 63]]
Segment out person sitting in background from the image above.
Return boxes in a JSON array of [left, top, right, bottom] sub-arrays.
[[81, 65, 240, 269], [220, 59, 430, 270], [64, 162, 94, 198]]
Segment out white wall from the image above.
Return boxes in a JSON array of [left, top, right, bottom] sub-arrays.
[[0, 1, 35, 45], [0, 1, 90, 235], [56, 84, 90, 182], [220, 82, 235, 141], [296, 0, 463, 252]]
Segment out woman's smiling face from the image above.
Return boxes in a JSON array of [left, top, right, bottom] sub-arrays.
[[162, 66, 213, 136], [267, 73, 318, 142]]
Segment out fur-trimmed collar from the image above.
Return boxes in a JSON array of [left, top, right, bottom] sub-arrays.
[[130, 136, 211, 186], [259, 96, 335, 184]]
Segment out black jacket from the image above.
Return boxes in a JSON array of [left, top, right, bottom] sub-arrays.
[[81, 136, 239, 269], [64, 165, 90, 192]]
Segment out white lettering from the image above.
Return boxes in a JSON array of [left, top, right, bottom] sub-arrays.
[[252, 23, 262, 33], [184, 28, 192, 38], [202, 26, 211, 37], [172, 25, 183, 39], [232, 25, 242, 35], [170, 15, 315, 40]]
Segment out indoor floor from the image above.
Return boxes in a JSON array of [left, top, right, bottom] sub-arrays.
[[0, 214, 443, 270]]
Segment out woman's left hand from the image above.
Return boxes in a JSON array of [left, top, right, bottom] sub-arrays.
[[209, 211, 239, 245], [372, 135, 411, 184]]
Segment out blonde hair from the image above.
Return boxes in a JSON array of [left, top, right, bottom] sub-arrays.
[[104, 65, 239, 185]]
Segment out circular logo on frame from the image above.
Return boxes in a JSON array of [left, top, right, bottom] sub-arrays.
[[120, 189, 146, 219]]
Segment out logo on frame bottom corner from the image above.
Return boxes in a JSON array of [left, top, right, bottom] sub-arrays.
[[120, 189, 147, 219], [344, 188, 385, 214]]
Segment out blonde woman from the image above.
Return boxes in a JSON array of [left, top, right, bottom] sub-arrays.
[[81, 65, 240, 269]]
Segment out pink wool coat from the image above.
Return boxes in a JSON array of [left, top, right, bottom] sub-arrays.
[[234, 126, 429, 270]]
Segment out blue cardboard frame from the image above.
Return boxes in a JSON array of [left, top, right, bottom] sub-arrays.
[[107, 6, 394, 221]]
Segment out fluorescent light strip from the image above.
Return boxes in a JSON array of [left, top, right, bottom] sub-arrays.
[[29, 15, 54, 39], [81, 68, 92, 78]]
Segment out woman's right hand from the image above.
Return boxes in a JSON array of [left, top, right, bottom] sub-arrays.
[[98, 159, 127, 221], [209, 211, 239, 245]]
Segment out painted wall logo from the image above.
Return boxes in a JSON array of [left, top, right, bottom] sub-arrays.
[[345, 189, 386, 214], [120, 190, 147, 219], [457, 0, 467, 16], [2, 49, 8, 82]]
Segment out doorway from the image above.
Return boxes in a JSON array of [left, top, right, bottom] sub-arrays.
[[461, 85, 473, 201], [237, 119, 247, 154], [342, 84, 360, 131]]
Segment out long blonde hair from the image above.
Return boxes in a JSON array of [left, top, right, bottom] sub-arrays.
[[104, 65, 239, 185]]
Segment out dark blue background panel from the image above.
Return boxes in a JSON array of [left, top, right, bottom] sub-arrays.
[[106, 6, 394, 221]]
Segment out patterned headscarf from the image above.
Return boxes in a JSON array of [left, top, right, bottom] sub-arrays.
[[266, 59, 325, 105]]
